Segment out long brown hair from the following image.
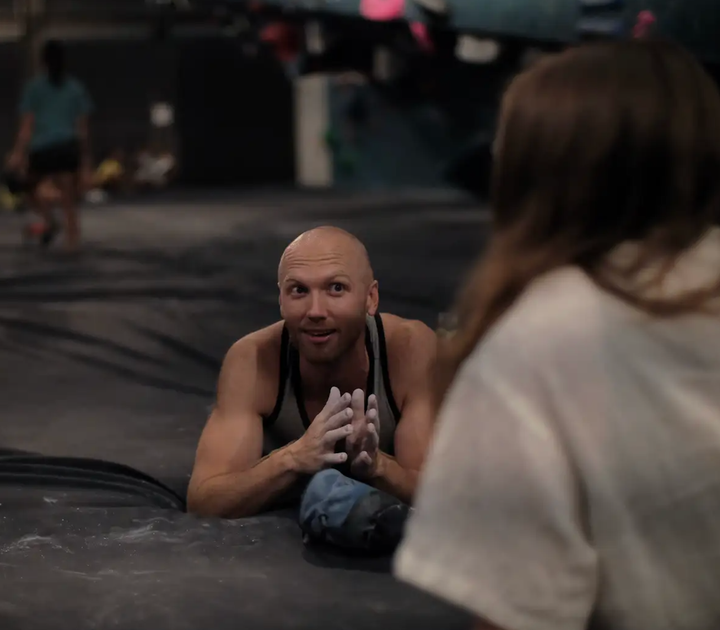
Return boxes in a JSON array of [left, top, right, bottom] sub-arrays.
[[436, 39, 720, 406]]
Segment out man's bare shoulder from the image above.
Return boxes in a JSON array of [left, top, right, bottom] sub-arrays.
[[226, 322, 284, 364], [379, 313, 437, 408], [222, 322, 285, 416], [379, 313, 436, 357]]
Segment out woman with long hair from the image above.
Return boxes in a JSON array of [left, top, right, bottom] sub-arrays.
[[9, 39, 93, 253], [394, 40, 720, 630]]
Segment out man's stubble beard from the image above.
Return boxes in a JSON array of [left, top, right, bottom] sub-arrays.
[[299, 320, 366, 367]]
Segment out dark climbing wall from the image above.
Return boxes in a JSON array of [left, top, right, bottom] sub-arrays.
[[636, 0, 720, 63], [266, 0, 720, 62], [174, 37, 295, 186], [328, 56, 513, 191], [2, 39, 169, 161], [63, 39, 172, 160], [329, 83, 448, 190], [5, 36, 295, 185], [44, 0, 151, 19], [0, 43, 25, 155]]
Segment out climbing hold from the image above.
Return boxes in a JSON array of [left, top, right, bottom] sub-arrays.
[[455, 35, 500, 64], [633, 10, 656, 39], [412, 0, 448, 16], [360, 0, 405, 22], [409, 22, 434, 52], [576, 15, 625, 38], [324, 127, 342, 150]]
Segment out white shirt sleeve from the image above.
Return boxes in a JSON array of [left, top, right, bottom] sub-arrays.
[[394, 333, 598, 630]]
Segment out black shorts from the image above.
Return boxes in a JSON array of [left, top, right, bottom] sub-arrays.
[[28, 139, 81, 179]]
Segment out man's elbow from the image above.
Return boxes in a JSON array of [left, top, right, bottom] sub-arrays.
[[185, 478, 258, 520], [186, 493, 238, 519], [185, 482, 216, 517], [186, 480, 230, 519]]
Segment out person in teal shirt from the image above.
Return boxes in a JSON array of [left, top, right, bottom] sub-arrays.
[[9, 39, 93, 253]]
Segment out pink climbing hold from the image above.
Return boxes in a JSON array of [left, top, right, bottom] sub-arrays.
[[360, 0, 406, 21], [410, 22, 434, 52], [633, 10, 656, 39]]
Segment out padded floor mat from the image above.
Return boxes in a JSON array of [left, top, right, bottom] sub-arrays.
[[0, 189, 487, 630], [0, 509, 472, 630]]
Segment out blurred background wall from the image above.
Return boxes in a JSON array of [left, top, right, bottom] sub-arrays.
[[0, 0, 717, 198]]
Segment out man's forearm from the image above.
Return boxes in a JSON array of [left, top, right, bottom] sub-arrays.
[[187, 444, 303, 519], [370, 452, 419, 505]]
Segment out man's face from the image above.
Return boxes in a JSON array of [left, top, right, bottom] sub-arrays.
[[279, 251, 378, 364]]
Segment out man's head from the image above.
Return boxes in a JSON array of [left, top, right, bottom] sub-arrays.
[[278, 226, 379, 364], [42, 40, 66, 86]]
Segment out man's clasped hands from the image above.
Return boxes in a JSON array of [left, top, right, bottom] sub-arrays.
[[287, 387, 381, 480]]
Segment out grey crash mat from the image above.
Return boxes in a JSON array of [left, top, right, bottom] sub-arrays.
[[0, 507, 472, 630]]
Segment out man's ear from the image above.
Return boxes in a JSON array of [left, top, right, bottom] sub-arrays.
[[366, 280, 379, 316]]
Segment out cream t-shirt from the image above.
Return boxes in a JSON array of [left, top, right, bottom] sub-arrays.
[[395, 229, 720, 630]]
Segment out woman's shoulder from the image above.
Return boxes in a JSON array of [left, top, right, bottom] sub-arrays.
[[450, 267, 603, 411], [467, 266, 608, 374], [498, 267, 604, 341]]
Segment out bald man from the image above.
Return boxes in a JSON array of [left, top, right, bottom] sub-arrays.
[[187, 227, 437, 519]]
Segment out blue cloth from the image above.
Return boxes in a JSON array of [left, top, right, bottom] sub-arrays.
[[19, 75, 93, 152], [299, 469, 410, 554]]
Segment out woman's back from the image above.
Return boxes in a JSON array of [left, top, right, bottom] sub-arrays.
[[396, 39, 720, 630], [397, 228, 720, 630], [20, 74, 91, 152], [397, 41, 720, 630], [492, 229, 720, 629]]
